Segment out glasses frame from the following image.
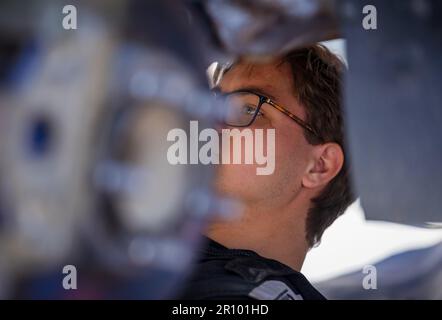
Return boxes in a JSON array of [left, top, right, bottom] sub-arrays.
[[214, 89, 320, 139]]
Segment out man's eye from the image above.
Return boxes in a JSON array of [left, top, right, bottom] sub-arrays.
[[242, 105, 259, 115]]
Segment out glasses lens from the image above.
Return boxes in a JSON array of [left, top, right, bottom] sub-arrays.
[[223, 92, 261, 126]]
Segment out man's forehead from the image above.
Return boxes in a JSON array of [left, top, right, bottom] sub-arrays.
[[218, 59, 305, 118], [219, 60, 293, 96]]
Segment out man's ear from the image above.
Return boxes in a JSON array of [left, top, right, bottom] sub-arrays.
[[302, 143, 344, 189]]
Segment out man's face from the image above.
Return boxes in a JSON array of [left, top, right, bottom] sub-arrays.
[[214, 60, 315, 208]]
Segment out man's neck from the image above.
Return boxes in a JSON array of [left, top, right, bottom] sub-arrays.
[[204, 203, 310, 271]]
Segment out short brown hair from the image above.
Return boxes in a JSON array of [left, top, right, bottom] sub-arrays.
[[280, 44, 355, 247]]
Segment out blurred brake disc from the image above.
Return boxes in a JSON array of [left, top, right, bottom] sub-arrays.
[[0, 0, 221, 299]]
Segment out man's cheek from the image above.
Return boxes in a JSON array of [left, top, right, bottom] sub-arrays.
[[214, 163, 254, 197], [255, 129, 275, 176]]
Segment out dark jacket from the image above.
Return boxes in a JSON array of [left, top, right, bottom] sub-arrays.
[[179, 237, 326, 300]]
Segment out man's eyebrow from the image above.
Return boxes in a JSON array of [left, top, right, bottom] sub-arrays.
[[230, 86, 278, 101]]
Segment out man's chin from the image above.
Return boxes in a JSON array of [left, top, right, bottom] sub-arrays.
[[213, 175, 251, 201], [212, 165, 265, 202]]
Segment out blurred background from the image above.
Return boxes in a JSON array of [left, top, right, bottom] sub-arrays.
[[302, 40, 442, 297]]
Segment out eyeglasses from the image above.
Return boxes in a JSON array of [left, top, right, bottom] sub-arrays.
[[214, 89, 319, 138]]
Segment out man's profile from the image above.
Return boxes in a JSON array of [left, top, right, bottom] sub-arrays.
[[180, 44, 355, 300]]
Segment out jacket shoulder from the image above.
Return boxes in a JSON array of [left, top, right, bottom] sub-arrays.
[[179, 256, 312, 300]]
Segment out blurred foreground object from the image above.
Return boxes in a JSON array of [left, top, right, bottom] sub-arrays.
[[201, 0, 339, 56], [0, 0, 220, 299]]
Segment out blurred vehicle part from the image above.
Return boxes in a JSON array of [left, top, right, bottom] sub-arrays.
[[316, 241, 442, 299], [202, 0, 339, 57], [0, 0, 220, 299], [339, 0, 442, 226]]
